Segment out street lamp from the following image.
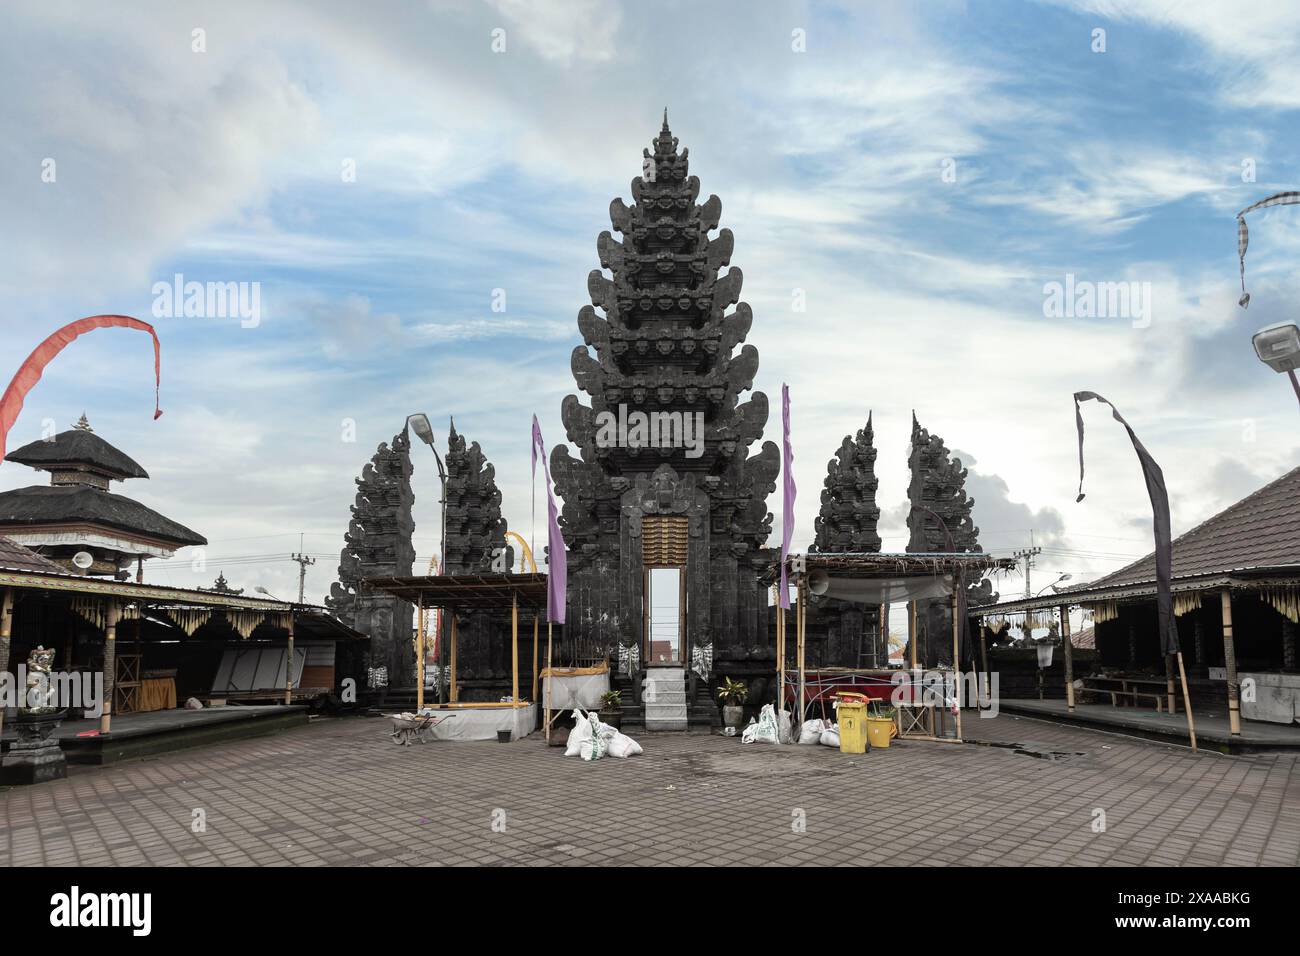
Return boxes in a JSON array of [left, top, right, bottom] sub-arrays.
[[1252, 321, 1300, 410], [1035, 573, 1072, 597], [406, 413, 448, 704], [254, 586, 282, 601]]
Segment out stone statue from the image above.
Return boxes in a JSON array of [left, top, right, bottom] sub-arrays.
[[21, 645, 58, 715]]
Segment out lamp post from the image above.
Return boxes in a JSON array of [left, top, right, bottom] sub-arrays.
[[1252, 321, 1300, 412], [406, 413, 448, 702], [1035, 573, 1071, 597]]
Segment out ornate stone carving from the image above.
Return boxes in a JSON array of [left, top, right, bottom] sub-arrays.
[[327, 429, 416, 686], [551, 115, 776, 657]]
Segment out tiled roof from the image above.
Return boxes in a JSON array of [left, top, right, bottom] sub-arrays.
[[1071, 626, 1095, 650], [0, 535, 71, 574], [1071, 465, 1300, 592]]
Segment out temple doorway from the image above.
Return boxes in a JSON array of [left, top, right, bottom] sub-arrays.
[[645, 566, 685, 665]]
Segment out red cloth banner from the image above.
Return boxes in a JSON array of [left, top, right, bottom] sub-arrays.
[[0, 315, 162, 461]]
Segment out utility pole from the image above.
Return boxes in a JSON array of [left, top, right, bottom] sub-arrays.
[[1013, 531, 1041, 599], [290, 533, 315, 604]]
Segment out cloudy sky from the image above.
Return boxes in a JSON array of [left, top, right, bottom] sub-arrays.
[[2, 0, 1298, 611]]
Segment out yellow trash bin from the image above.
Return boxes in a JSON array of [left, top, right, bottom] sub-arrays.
[[835, 692, 869, 754]]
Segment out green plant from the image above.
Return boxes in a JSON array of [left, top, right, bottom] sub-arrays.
[[716, 677, 749, 706], [868, 701, 896, 720], [599, 690, 623, 711]]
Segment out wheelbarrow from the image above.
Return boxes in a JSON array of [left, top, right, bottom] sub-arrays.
[[386, 712, 455, 746]]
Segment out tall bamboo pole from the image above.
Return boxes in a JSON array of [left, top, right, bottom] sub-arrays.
[[100, 600, 121, 734], [1221, 589, 1241, 735], [1060, 604, 1075, 713], [511, 590, 519, 705], [285, 612, 295, 706], [544, 621, 553, 743], [416, 593, 425, 711], [978, 623, 990, 707], [951, 589, 962, 741], [776, 585, 786, 715], [532, 614, 539, 704], [790, 580, 800, 728], [0, 589, 12, 739], [1177, 650, 1198, 752], [449, 611, 459, 704]]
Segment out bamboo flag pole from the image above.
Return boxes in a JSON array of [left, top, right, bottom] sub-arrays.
[[545, 621, 553, 743], [532, 614, 539, 704], [416, 593, 425, 711], [790, 580, 800, 728], [951, 589, 962, 741], [449, 611, 459, 704], [1176, 650, 1198, 752], [511, 590, 519, 705]]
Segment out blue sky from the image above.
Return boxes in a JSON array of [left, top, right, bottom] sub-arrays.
[[2, 0, 1299, 608]]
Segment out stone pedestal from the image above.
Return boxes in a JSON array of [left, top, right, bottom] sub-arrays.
[[0, 711, 67, 785]]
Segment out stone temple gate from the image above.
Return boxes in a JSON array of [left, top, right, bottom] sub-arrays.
[[329, 116, 998, 722]]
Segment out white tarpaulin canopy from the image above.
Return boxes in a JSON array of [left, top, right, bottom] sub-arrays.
[[820, 574, 955, 605]]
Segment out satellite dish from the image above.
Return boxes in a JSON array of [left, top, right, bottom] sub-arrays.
[[807, 569, 830, 596], [72, 551, 94, 570]]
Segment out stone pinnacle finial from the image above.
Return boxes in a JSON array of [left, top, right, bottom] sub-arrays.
[[662, 107, 669, 130], [74, 413, 93, 432]]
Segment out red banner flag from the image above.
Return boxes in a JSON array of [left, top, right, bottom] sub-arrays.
[[0, 315, 163, 460]]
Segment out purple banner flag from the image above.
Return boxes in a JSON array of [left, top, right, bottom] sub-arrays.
[[779, 383, 796, 609], [531, 415, 567, 624]]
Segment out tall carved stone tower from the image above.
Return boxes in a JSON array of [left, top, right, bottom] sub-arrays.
[[442, 423, 518, 688], [444, 421, 512, 575], [327, 429, 417, 686], [807, 415, 885, 666], [906, 414, 988, 666], [550, 114, 779, 667]]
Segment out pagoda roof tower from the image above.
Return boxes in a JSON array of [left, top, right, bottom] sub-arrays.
[[0, 415, 205, 576]]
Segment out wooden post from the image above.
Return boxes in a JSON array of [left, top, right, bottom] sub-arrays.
[[532, 614, 539, 703], [544, 621, 553, 743], [878, 602, 886, 668], [0, 588, 12, 739], [909, 601, 918, 670], [951, 588, 962, 741], [1221, 589, 1241, 736], [776, 587, 786, 714], [1164, 652, 1176, 715], [285, 612, 295, 706], [1060, 605, 1075, 713], [979, 623, 990, 706], [511, 590, 519, 705], [101, 600, 120, 734], [449, 611, 459, 704], [1177, 651, 1197, 752], [416, 594, 425, 711], [796, 578, 806, 728]]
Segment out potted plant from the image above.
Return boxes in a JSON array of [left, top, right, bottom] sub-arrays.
[[598, 690, 623, 730], [716, 677, 748, 730]]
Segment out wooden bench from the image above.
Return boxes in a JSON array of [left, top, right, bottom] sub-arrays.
[[1081, 676, 1177, 712]]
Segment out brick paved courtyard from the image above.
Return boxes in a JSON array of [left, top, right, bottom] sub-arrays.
[[3, 713, 1298, 867]]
